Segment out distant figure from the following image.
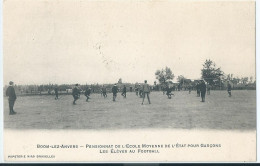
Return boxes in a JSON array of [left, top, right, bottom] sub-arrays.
[[207, 84, 211, 95], [135, 86, 139, 96], [102, 85, 107, 98], [200, 80, 206, 102], [121, 85, 127, 98], [6, 81, 17, 115], [142, 80, 151, 105], [196, 82, 200, 97], [54, 86, 59, 100], [188, 85, 191, 94], [84, 87, 91, 102], [72, 84, 80, 105], [166, 85, 174, 99], [138, 84, 143, 98], [162, 86, 166, 95], [100, 88, 103, 97], [227, 81, 232, 97], [112, 84, 118, 101]]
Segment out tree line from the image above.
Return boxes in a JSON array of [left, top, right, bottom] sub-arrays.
[[154, 59, 255, 90]]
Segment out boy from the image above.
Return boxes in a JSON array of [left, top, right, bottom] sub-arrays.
[[112, 84, 118, 101], [6, 81, 17, 115], [142, 80, 151, 105], [85, 87, 91, 102], [72, 84, 80, 105]]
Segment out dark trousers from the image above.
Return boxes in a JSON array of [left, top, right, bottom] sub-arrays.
[[201, 91, 206, 102], [197, 90, 200, 97], [73, 95, 79, 104], [113, 93, 117, 101], [139, 91, 143, 98], [228, 90, 231, 97], [8, 99, 15, 113], [55, 93, 58, 99], [121, 91, 126, 98], [85, 95, 90, 101], [103, 92, 107, 98], [142, 92, 151, 104], [166, 92, 172, 99]]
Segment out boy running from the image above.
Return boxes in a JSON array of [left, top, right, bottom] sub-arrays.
[[72, 84, 80, 105]]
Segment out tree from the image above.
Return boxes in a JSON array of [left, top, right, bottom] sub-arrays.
[[155, 66, 174, 87], [232, 77, 240, 85], [201, 59, 224, 86], [177, 75, 191, 86], [241, 77, 249, 85], [249, 76, 253, 83]]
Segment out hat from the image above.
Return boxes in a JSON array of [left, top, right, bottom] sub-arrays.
[[9, 81, 14, 85], [75, 84, 79, 86]]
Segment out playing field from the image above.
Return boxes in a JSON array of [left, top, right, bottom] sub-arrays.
[[3, 90, 256, 130]]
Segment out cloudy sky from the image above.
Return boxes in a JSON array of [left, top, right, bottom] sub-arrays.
[[3, 0, 255, 85]]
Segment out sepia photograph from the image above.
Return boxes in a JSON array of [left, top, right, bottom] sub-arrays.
[[2, 0, 256, 162]]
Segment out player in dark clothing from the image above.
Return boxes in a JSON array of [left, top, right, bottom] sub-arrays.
[[227, 81, 232, 97], [84, 87, 91, 102], [207, 84, 211, 95], [121, 85, 127, 98], [135, 87, 139, 96], [200, 80, 206, 102], [102, 85, 107, 98], [54, 86, 59, 100], [188, 85, 191, 94], [142, 80, 151, 105], [165, 85, 174, 99], [72, 84, 80, 105], [138, 84, 143, 98], [6, 81, 17, 115], [112, 84, 118, 101], [196, 82, 200, 97]]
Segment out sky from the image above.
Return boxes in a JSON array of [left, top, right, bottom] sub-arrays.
[[3, 0, 255, 85]]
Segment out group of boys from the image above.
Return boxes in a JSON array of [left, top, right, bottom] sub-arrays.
[[70, 80, 151, 104], [5, 80, 232, 115]]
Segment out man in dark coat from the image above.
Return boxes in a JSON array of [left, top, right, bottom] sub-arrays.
[[227, 81, 232, 97], [142, 80, 151, 105], [102, 85, 107, 98], [188, 85, 192, 94], [112, 84, 118, 101], [196, 82, 201, 97], [6, 81, 17, 115], [166, 85, 173, 99], [121, 85, 127, 98], [135, 85, 139, 96], [84, 87, 91, 102], [54, 86, 59, 100], [138, 84, 143, 98], [200, 80, 206, 102], [72, 84, 80, 105]]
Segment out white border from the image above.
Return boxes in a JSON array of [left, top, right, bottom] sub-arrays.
[[256, 0, 259, 163], [0, 0, 259, 164], [0, 0, 4, 163]]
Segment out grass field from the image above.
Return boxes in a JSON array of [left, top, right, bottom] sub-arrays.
[[3, 90, 256, 130]]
